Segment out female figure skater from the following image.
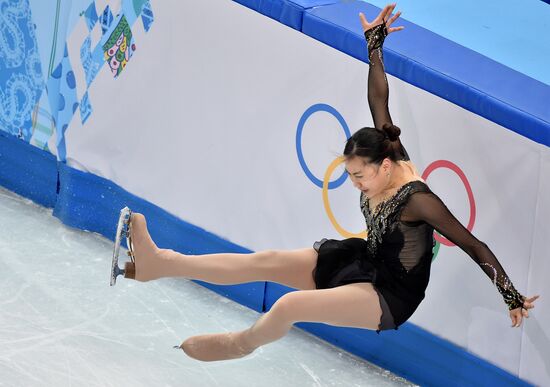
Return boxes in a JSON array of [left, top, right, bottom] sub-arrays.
[[111, 3, 539, 362]]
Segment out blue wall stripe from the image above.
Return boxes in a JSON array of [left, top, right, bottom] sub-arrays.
[[0, 131, 58, 208]]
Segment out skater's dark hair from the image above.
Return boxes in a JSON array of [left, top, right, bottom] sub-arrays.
[[343, 123, 403, 165]]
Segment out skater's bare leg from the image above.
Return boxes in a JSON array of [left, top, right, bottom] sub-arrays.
[[129, 213, 317, 290], [180, 282, 383, 361]]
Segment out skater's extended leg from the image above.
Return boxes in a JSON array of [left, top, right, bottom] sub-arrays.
[[180, 282, 383, 361], [129, 213, 317, 290]]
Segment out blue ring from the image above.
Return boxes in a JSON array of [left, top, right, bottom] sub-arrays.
[[296, 104, 351, 189]]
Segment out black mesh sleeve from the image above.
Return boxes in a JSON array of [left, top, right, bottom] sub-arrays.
[[403, 191, 526, 311], [364, 22, 392, 129]]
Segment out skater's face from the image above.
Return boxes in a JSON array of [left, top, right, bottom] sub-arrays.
[[345, 156, 392, 198]]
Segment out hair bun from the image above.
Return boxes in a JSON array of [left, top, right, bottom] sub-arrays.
[[382, 123, 401, 142]]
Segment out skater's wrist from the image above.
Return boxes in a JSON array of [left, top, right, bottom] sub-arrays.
[[364, 22, 388, 54]]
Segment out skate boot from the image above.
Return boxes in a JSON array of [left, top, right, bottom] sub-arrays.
[[110, 206, 135, 285], [175, 331, 256, 362]]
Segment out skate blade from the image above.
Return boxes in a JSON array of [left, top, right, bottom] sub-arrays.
[[110, 206, 132, 286]]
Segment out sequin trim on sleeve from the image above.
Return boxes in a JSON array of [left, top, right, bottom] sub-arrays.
[[480, 262, 525, 310]]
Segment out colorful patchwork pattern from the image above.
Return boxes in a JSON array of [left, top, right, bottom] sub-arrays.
[[80, 35, 102, 86], [103, 15, 135, 78], [1, 0, 154, 159], [79, 91, 92, 124], [141, 1, 154, 32], [100, 5, 114, 35], [83, 2, 99, 31]]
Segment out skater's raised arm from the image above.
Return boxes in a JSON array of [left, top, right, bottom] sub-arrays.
[[404, 191, 539, 327], [360, 4, 404, 129]]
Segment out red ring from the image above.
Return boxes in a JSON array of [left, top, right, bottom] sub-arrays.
[[421, 160, 476, 247]]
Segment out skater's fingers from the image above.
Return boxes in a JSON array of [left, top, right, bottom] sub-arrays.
[[383, 3, 397, 21], [359, 12, 370, 29], [387, 10, 401, 27], [375, 4, 392, 23], [387, 26, 405, 34], [510, 309, 524, 327], [510, 310, 519, 327]]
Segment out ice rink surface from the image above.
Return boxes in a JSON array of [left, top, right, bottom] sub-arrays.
[[0, 187, 415, 387]]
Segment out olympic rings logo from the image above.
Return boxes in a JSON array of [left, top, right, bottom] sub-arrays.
[[296, 104, 477, 261]]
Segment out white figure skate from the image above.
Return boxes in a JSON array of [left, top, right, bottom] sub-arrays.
[[110, 206, 135, 286]]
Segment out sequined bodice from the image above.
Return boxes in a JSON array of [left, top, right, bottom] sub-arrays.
[[360, 180, 420, 259]]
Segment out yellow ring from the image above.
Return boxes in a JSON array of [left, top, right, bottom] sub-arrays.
[[322, 156, 368, 239]]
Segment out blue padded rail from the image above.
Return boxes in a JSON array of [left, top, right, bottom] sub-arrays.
[[232, 0, 338, 29], [302, 2, 550, 147]]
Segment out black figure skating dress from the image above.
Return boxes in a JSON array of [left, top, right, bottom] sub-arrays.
[[312, 22, 525, 334]]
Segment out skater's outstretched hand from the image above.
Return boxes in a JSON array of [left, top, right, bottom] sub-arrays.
[[359, 3, 404, 34], [510, 294, 539, 328]]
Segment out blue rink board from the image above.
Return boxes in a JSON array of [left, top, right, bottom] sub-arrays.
[[0, 132, 58, 208], [0, 132, 532, 387], [234, 0, 550, 148]]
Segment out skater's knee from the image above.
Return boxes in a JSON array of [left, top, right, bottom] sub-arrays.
[[268, 291, 305, 323]]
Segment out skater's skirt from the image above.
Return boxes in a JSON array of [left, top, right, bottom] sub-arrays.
[[312, 238, 396, 333]]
